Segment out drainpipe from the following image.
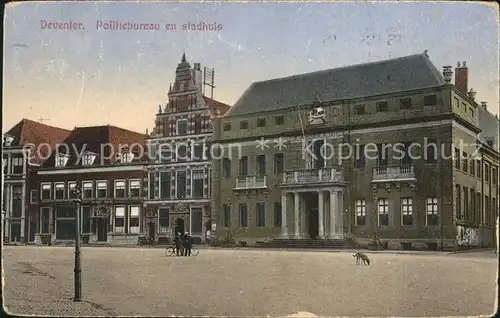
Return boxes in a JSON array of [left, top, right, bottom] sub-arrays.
[[481, 152, 484, 248]]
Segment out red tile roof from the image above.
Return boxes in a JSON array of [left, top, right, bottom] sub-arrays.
[[43, 125, 148, 167], [4, 119, 71, 164], [203, 97, 231, 117]]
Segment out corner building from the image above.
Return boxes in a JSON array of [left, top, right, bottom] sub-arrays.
[[145, 53, 230, 243], [212, 53, 499, 250]]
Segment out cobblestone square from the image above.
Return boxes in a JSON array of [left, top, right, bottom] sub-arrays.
[[2, 246, 497, 317]]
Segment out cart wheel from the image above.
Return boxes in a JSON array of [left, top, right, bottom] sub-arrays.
[[165, 247, 175, 257], [191, 247, 199, 256]]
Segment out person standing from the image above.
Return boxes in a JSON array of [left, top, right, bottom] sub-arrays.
[[174, 232, 182, 256], [184, 232, 193, 256]]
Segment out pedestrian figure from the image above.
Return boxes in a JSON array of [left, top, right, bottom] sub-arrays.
[[174, 232, 183, 256], [184, 232, 193, 256]]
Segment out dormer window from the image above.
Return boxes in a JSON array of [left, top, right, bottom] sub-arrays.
[[3, 135, 14, 146], [82, 152, 97, 165], [55, 154, 70, 167], [176, 119, 188, 136], [117, 152, 135, 164]]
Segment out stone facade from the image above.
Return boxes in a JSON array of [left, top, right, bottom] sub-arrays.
[[212, 53, 500, 250]]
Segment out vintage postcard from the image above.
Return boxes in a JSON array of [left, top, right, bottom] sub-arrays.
[[2, 1, 499, 317]]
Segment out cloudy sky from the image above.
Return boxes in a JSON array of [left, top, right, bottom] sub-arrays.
[[3, 1, 499, 133]]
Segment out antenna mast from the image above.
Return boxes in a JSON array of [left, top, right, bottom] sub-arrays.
[[203, 67, 215, 99]]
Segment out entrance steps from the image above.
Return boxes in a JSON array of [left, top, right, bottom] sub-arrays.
[[255, 238, 358, 249]]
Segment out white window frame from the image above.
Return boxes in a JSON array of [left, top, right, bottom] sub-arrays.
[[114, 180, 126, 198], [114, 206, 125, 233], [129, 179, 141, 197], [54, 182, 65, 200], [118, 152, 135, 164], [191, 169, 204, 198], [176, 118, 188, 135], [82, 181, 93, 198], [355, 199, 366, 226], [96, 180, 107, 198], [426, 197, 439, 226], [30, 190, 38, 204], [82, 153, 97, 166], [128, 206, 140, 234], [55, 154, 70, 167], [377, 198, 389, 226], [401, 198, 413, 226], [12, 156, 24, 174], [68, 182, 76, 199], [41, 183, 51, 200]]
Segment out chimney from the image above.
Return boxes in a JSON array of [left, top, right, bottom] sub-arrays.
[[192, 63, 202, 92], [480, 101, 487, 109], [442, 66, 453, 83], [467, 88, 476, 101], [454, 61, 468, 93]]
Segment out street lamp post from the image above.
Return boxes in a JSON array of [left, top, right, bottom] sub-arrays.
[[71, 183, 82, 302]]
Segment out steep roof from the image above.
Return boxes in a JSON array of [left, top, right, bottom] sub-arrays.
[[203, 96, 231, 116], [4, 119, 72, 164], [225, 53, 446, 117], [477, 106, 500, 151], [42, 125, 148, 167]]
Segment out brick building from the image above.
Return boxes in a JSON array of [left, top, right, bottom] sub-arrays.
[[145, 53, 230, 243], [2, 119, 71, 243], [34, 125, 148, 245], [212, 52, 499, 250]]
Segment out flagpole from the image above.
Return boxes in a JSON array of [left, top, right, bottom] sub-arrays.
[[296, 104, 309, 168]]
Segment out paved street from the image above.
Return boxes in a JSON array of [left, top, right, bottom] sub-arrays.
[[2, 246, 497, 317]]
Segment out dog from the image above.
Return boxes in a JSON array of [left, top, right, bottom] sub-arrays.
[[352, 252, 370, 265]]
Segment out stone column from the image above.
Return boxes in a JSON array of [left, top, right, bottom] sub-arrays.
[[281, 192, 288, 238], [329, 190, 337, 238], [294, 192, 300, 238], [337, 191, 344, 239], [318, 191, 325, 239]]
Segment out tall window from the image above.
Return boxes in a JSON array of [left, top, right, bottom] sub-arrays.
[[223, 204, 231, 228], [356, 145, 366, 168], [239, 203, 248, 227], [239, 156, 248, 176], [149, 173, 155, 199], [274, 202, 282, 227], [158, 208, 170, 234], [462, 152, 468, 172], [493, 168, 498, 185], [454, 148, 460, 169], [377, 198, 389, 226], [274, 153, 284, 174], [82, 206, 91, 233], [114, 207, 125, 233], [176, 119, 188, 136], [192, 170, 204, 198], [312, 139, 325, 168], [41, 183, 51, 200], [470, 189, 476, 222], [30, 190, 38, 204], [114, 180, 125, 198], [455, 184, 462, 219], [129, 206, 140, 233], [176, 144, 188, 162], [129, 180, 141, 197], [12, 156, 23, 174], [426, 197, 439, 225], [222, 158, 231, 178], [463, 186, 469, 219], [190, 208, 203, 234], [160, 146, 172, 163], [193, 144, 203, 160], [401, 198, 413, 226], [377, 144, 389, 166], [176, 170, 187, 199], [400, 141, 413, 165], [54, 183, 65, 200], [82, 181, 93, 198], [11, 185, 23, 217], [68, 182, 76, 199], [485, 164, 490, 182], [355, 199, 366, 226], [40, 207, 50, 233], [96, 181, 107, 198], [194, 115, 202, 134], [257, 155, 266, 176], [425, 139, 438, 163], [476, 160, 481, 177], [160, 172, 171, 199], [469, 158, 475, 175], [476, 192, 481, 224], [256, 202, 266, 227]]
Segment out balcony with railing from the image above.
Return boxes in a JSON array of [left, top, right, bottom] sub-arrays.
[[280, 167, 344, 187], [372, 165, 416, 182], [234, 175, 268, 190]]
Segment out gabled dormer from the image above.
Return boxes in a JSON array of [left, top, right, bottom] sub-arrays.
[[3, 134, 14, 147], [81, 151, 98, 166], [117, 151, 135, 164], [55, 153, 71, 167]]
